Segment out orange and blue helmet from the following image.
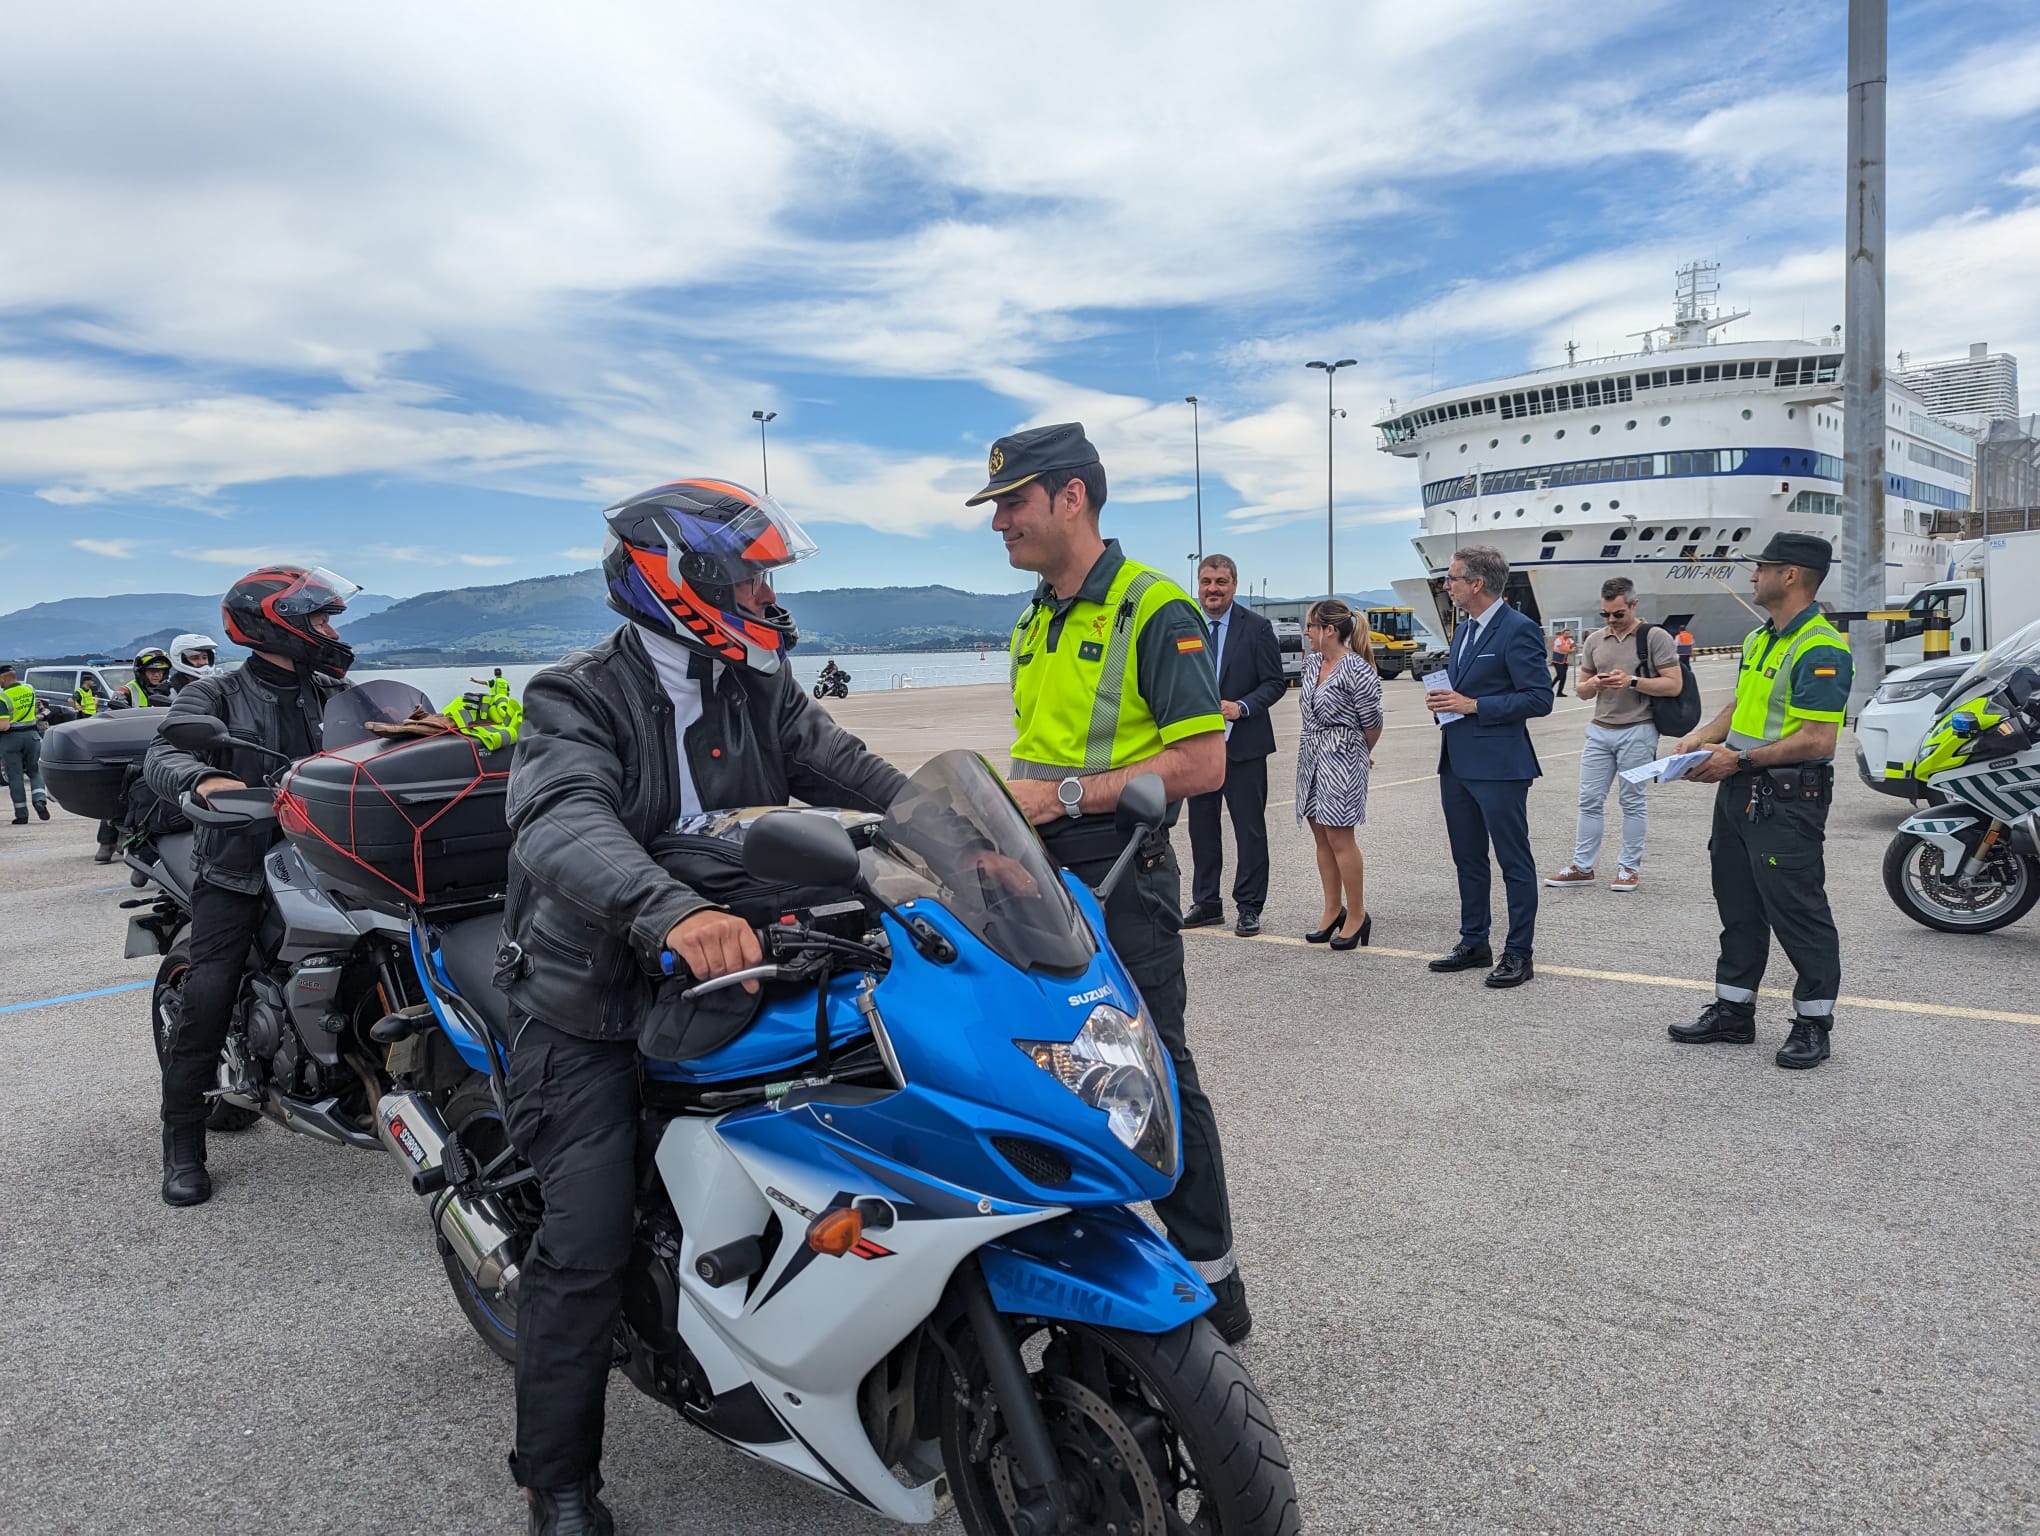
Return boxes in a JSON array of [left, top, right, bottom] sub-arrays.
[[601, 480, 817, 674]]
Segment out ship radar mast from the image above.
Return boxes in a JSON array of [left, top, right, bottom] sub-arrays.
[[1627, 260, 1751, 353]]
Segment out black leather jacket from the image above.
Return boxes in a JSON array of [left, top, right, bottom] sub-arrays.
[[144, 660, 347, 894], [503, 625, 907, 1041]]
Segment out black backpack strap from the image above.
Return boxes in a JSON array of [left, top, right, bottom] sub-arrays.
[[1634, 622, 1657, 678]]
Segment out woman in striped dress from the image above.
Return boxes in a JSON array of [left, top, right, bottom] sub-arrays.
[[1296, 599, 1385, 949]]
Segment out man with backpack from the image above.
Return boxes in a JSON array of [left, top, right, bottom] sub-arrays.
[[1543, 577, 1692, 894]]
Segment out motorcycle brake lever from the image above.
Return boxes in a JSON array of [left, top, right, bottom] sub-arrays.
[[681, 963, 798, 1001]]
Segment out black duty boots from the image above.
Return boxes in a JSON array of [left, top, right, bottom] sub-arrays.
[[527, 1475, 615, 1536], [160, 1123, 211, 1207]]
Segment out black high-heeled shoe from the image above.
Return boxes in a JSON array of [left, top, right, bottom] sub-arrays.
[[1305, 908, 1346, 944], [1328, 913, 1372, 951]]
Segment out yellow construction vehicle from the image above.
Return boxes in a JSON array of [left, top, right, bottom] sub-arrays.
[[1365, 606, 1421, 679]]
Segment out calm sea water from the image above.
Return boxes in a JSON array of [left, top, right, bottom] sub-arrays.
[[355, 648, 1006, 705]]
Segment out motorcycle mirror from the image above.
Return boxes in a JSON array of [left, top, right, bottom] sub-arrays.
[[160, 714, 233, 751], [744, 810, 862, 889], [1114, 772, 1167, 836], [2007, 665, 2040, 709]]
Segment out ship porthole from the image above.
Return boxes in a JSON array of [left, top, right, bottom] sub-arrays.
[[1590, 424, 1602, 434], [1626, 420, 1637, 430], [1741, 409, 1753, 420], [1658, 416, 1670, 427]]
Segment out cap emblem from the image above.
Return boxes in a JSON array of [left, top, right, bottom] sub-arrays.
[[988, 445, 1005, 477]]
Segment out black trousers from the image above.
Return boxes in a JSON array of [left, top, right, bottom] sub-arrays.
[[1049, 827, 1236, 1267], [1187, 754, 1271, 914], [161, 880, 266, 1127], [503, 1014, 641, 1490], [1709, 777, 1841, 1016], [1551, 660, 1570, 697]]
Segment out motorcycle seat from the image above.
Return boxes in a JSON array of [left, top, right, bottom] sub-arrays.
[[154, 832, 197, 902], [434, 912, 513, 1038]]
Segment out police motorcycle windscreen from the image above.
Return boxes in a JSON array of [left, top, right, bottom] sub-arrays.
[[391, 749, 1301, 1527], [320, 678, 438, 748]]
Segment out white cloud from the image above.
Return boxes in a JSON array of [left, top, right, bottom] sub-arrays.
[[458, 554, 513, 567], [190, 546, 330, 566], [72, 537, 138, 559], [557, 547, 602, 562]]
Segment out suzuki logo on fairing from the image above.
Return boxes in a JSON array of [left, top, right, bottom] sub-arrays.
[[1067, 985, 1112, 1008]]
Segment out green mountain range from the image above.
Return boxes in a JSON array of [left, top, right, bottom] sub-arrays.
[[1, 573, 1404, 665]]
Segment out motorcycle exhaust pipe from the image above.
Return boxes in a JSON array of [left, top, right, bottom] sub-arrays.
[[377, 1092, 522, 1294]]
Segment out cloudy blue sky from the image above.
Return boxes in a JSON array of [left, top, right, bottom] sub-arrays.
[[3, 0, 2038, 609]]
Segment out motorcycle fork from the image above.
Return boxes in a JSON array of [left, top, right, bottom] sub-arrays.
[[1957, 818, 2006, 881], [954, 1257, 1076, 1536]]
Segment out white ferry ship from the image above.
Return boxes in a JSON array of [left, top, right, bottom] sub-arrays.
[[1373, 263, 1974, 647]]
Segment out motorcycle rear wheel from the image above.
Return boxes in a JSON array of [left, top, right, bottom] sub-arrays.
[[939, 1315, 1299, 1536], [436, 1077, 533, 1366], [1882, 832, 2040, 934], [150, 937, 262, 1133]]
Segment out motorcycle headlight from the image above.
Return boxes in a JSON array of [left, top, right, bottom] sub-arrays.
[[1872, 678, 1945, 706], [1015, 1004, 1177, 1176]]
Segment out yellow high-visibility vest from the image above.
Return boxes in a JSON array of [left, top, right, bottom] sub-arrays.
[[1727, 608, 1850, 750]]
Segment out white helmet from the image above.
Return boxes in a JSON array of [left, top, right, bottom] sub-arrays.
[[169, 632, 222, 685]]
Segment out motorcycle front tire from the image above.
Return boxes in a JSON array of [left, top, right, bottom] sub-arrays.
[[813, 683, 828, 699], [939, 1315, 1299, 1536], [1882, 832, 2040, 934], [150, 934, 263, 1133]]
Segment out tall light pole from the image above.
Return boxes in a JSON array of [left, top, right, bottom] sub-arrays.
[[1841, 0, 1887, 705], [1184, 395, 1204, 566], [1306, 359, 1358, 597], [751, 409, 777, 495]]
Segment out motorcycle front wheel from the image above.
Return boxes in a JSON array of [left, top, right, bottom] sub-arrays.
[[1882, 832, 2040, 934], [151, 936, 263, 1133], [939, 1315, 1299, 1536], [813, 683, 828, 699]]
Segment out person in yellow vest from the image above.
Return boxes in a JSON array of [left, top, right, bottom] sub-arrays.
[[970, 421, 1253, 1342], [1670, 532, 1851, 1070], [0, 662, 52, 824], [443, 676, 523, 752], [74, 675, 104, 716]]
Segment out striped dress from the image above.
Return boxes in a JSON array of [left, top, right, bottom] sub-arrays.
[[1296, 651, 1384, 828]]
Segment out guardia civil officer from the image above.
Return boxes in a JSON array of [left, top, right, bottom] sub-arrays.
[[0, 661, 51, 824], [972, 422, 1253, 1342], [1669, 532, 1850, 1069]]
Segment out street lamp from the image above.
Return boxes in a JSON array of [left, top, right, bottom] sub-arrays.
[[751, 409, 777, 494], [1184, 395, 1204, 567], [1305, 359, 1358, 597]]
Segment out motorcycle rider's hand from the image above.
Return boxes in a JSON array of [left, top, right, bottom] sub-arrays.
[[195, 774, 247, 799], [666, 910, 764, 992]]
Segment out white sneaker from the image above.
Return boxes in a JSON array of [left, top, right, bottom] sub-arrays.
[[1544, 864, 1596, 888], [1611, 867, 1640, 893]]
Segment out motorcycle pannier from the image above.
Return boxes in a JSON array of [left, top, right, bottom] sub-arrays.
[[277, 729, 512, 908], [38, 708, 171, 820]]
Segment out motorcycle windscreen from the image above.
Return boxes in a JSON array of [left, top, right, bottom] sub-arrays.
[[321, 678, 440, 748], [863, 749, 1095, 977]]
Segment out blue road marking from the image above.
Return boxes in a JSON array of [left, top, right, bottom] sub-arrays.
[[1, 981, 151, 1015]]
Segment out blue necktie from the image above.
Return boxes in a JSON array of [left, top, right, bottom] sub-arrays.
[[1211, 615, 1226, 678]]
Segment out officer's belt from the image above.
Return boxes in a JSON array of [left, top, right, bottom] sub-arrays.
[[1038, 811, 1177, 864]]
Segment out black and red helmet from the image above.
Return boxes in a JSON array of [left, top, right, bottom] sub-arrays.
[[601, 480, 817, 673], [222, 566, 360, 678]]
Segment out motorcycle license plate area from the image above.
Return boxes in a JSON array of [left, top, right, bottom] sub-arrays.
[[124, 913, 165, 960]]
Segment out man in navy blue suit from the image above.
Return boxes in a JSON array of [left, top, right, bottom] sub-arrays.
[[1424, 546, 1554, 988], [1182, 555, 1288, 937]]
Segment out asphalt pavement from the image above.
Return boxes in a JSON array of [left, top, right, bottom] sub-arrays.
[[1, 661, 2035, 1534]]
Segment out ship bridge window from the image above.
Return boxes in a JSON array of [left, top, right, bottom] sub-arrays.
[[1638, 526, 1659, 540], [1758, 361, 1773, 376], [1703, 365, 1720, 382], [1541, 530, 1568, 543], [1610, 526, 1628, 540], [1734, 526, 1750, 540], [1689, 526, 1710, 539], [1664, 527, 1684, 540]]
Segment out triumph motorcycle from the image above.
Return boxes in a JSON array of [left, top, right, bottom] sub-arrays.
[[1884, 661, 2040, 933], [364, 749, 1300, 1535]]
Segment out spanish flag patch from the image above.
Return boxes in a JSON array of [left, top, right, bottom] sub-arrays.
[[1812, 666, 1837, 677], [1176, 637, 1205, 653]]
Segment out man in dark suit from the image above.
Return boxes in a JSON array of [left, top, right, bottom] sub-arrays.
[[1424, 545, 1554, 987], [1182, 555, 1287, 937]]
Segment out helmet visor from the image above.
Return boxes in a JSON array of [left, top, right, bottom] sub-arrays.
[[272, 567, 362, 618], [611, 489, 818, 596]]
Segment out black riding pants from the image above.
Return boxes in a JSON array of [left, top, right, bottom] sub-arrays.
[[503, 1014, 641, 1490], [161, 880, 265, 1127], [1709, 776, 1840, 1016], [1046, 826, 1236, 1267]]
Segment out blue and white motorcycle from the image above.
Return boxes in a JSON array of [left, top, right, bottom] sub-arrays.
[[370, 750, 1299, 1535]]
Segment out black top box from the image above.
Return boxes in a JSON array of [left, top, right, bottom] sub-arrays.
[[39, 708, 170, 821], [277, 729, 512, 909]]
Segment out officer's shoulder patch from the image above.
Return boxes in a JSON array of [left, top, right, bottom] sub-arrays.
[[1175, 636, 1204, 653], [1811, 666, 1837, 677], [1077, 640, 1104, 662]]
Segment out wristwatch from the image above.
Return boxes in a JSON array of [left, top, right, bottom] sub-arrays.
[[1736, 751, 1754, 774], [1056, 776, 1085, 819]]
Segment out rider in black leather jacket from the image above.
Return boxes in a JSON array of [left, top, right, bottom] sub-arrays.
[[500, 482, 905, 1536], [142, 566, 359, 1208]]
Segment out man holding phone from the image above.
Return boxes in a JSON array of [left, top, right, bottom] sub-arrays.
[[1544, 577, 1682, 894]]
